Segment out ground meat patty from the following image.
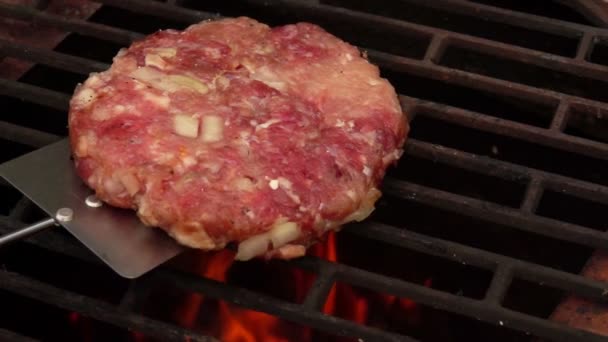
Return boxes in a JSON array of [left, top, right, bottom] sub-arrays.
[[69, 17, 408, 261]]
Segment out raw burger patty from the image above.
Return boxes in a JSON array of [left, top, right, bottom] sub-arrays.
[[69, 17, 408, 260]]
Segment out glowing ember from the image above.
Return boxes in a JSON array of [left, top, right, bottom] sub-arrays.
[[68, 312, 80, 324], [217, 303, 298, 342], [67, 311, 92, 342], [131, 331, 146, 342]]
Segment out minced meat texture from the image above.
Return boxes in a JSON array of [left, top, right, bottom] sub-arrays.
[[69, 17, 408, 260]]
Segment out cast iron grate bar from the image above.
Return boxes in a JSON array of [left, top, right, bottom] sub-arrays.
[[404, 138, 608, 204], [0, 120, 60, 148], [0, 2, 140, 45], [3, 36, 607, 164], [7, 0, 604, 114], [4, 70, 608, 252], [301, 266, 337, 311], [0, 270, 218, 342], [0, 78, 69, 112], [242, 0, 608, 77], [95, 0, 217, 23], [366, 48, 605, 112], [95, 0, 608, 88], [3, 37, 608, 208], [0, 218, 412, 341], [1, 0, 608, 341], [5, 2, 608, 126], [4, 214, 607, 342], [520, 176, 544, 213], [384, 178, 608, 250], [0, 328, 39, 342], [484, 265, 513, 304], [554, 0, 608, 28], [405, 96, 608, 160], [2, 215, 606, 342], [0, 38, 107, 75], [346, 221, 608, 304]]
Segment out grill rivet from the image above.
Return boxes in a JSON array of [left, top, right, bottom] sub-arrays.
[[55, 207, 74, 222], [85, 195, 103, 208]]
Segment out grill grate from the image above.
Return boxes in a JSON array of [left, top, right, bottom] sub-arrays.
[[2, 0, 608, 341]]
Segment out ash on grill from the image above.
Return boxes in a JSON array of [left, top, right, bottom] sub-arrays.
[[1, 1, 608, 341]]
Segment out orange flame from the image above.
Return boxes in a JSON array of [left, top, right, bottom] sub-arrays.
[[218, 303, 293, 342], [314, 232, 338, 316]]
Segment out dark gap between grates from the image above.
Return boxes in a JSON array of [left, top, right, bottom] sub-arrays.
[[589, 37, 608, 66], [372, 195, 594, 273], [389, 154, 525, 208], [182, 0, 430, 59], [121, 280, 188, 337], [54, 33, 123, 64], [0, 242, 130, 305], [320, 0, 580, 56], [566, 105, 608, 144], [382, 70, 556, 128], [467, 0, 594, 26], [0, 139, 33, 164], [439, 45, 608, 103], [17, 201, 48, 224], [6, 197, 38, 224], [1, 2, 608, 340], [0, 184, 22, 216], [537, 191, 608, 231], [168, 249, 317, 305], [503, 278, 566, 319], [19, 64, 86, 94], [0, 289, 134, 342], [335, 230, 492, 300], [0, 96, 66, 135], [324, 280, 532, 342], [89, 5, 189, 34], [409, 116, 608, 186]]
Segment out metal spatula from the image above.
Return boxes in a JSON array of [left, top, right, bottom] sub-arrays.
[[0, 139, 184, 278]]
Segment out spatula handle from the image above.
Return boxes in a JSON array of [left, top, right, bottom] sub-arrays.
[[0, 218, 56, 246]]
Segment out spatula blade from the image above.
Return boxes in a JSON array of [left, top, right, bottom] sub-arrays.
[[0, 139, 184, 278]]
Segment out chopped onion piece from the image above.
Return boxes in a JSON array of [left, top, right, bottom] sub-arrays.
[[130, 67, 208, 94], [235, 234, 270, 261], [269, 221, 300, 248], [145, 54, 167, 69], [130, 66, 163, 83], [201, 115, 223, 142], [250, 66, 286, 91], [118, 172, 140, 196], [344, 205, 375, 222], [173, 115, 199, 138], [166, 75, 209, 94]]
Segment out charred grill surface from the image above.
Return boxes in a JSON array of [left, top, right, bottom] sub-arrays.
[[1, 1, 608, 341]]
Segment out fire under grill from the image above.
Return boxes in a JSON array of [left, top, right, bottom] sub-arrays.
[[2, 0, 608, 341]]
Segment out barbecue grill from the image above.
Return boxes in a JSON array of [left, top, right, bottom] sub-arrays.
[[2, 0, 608, 341]]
